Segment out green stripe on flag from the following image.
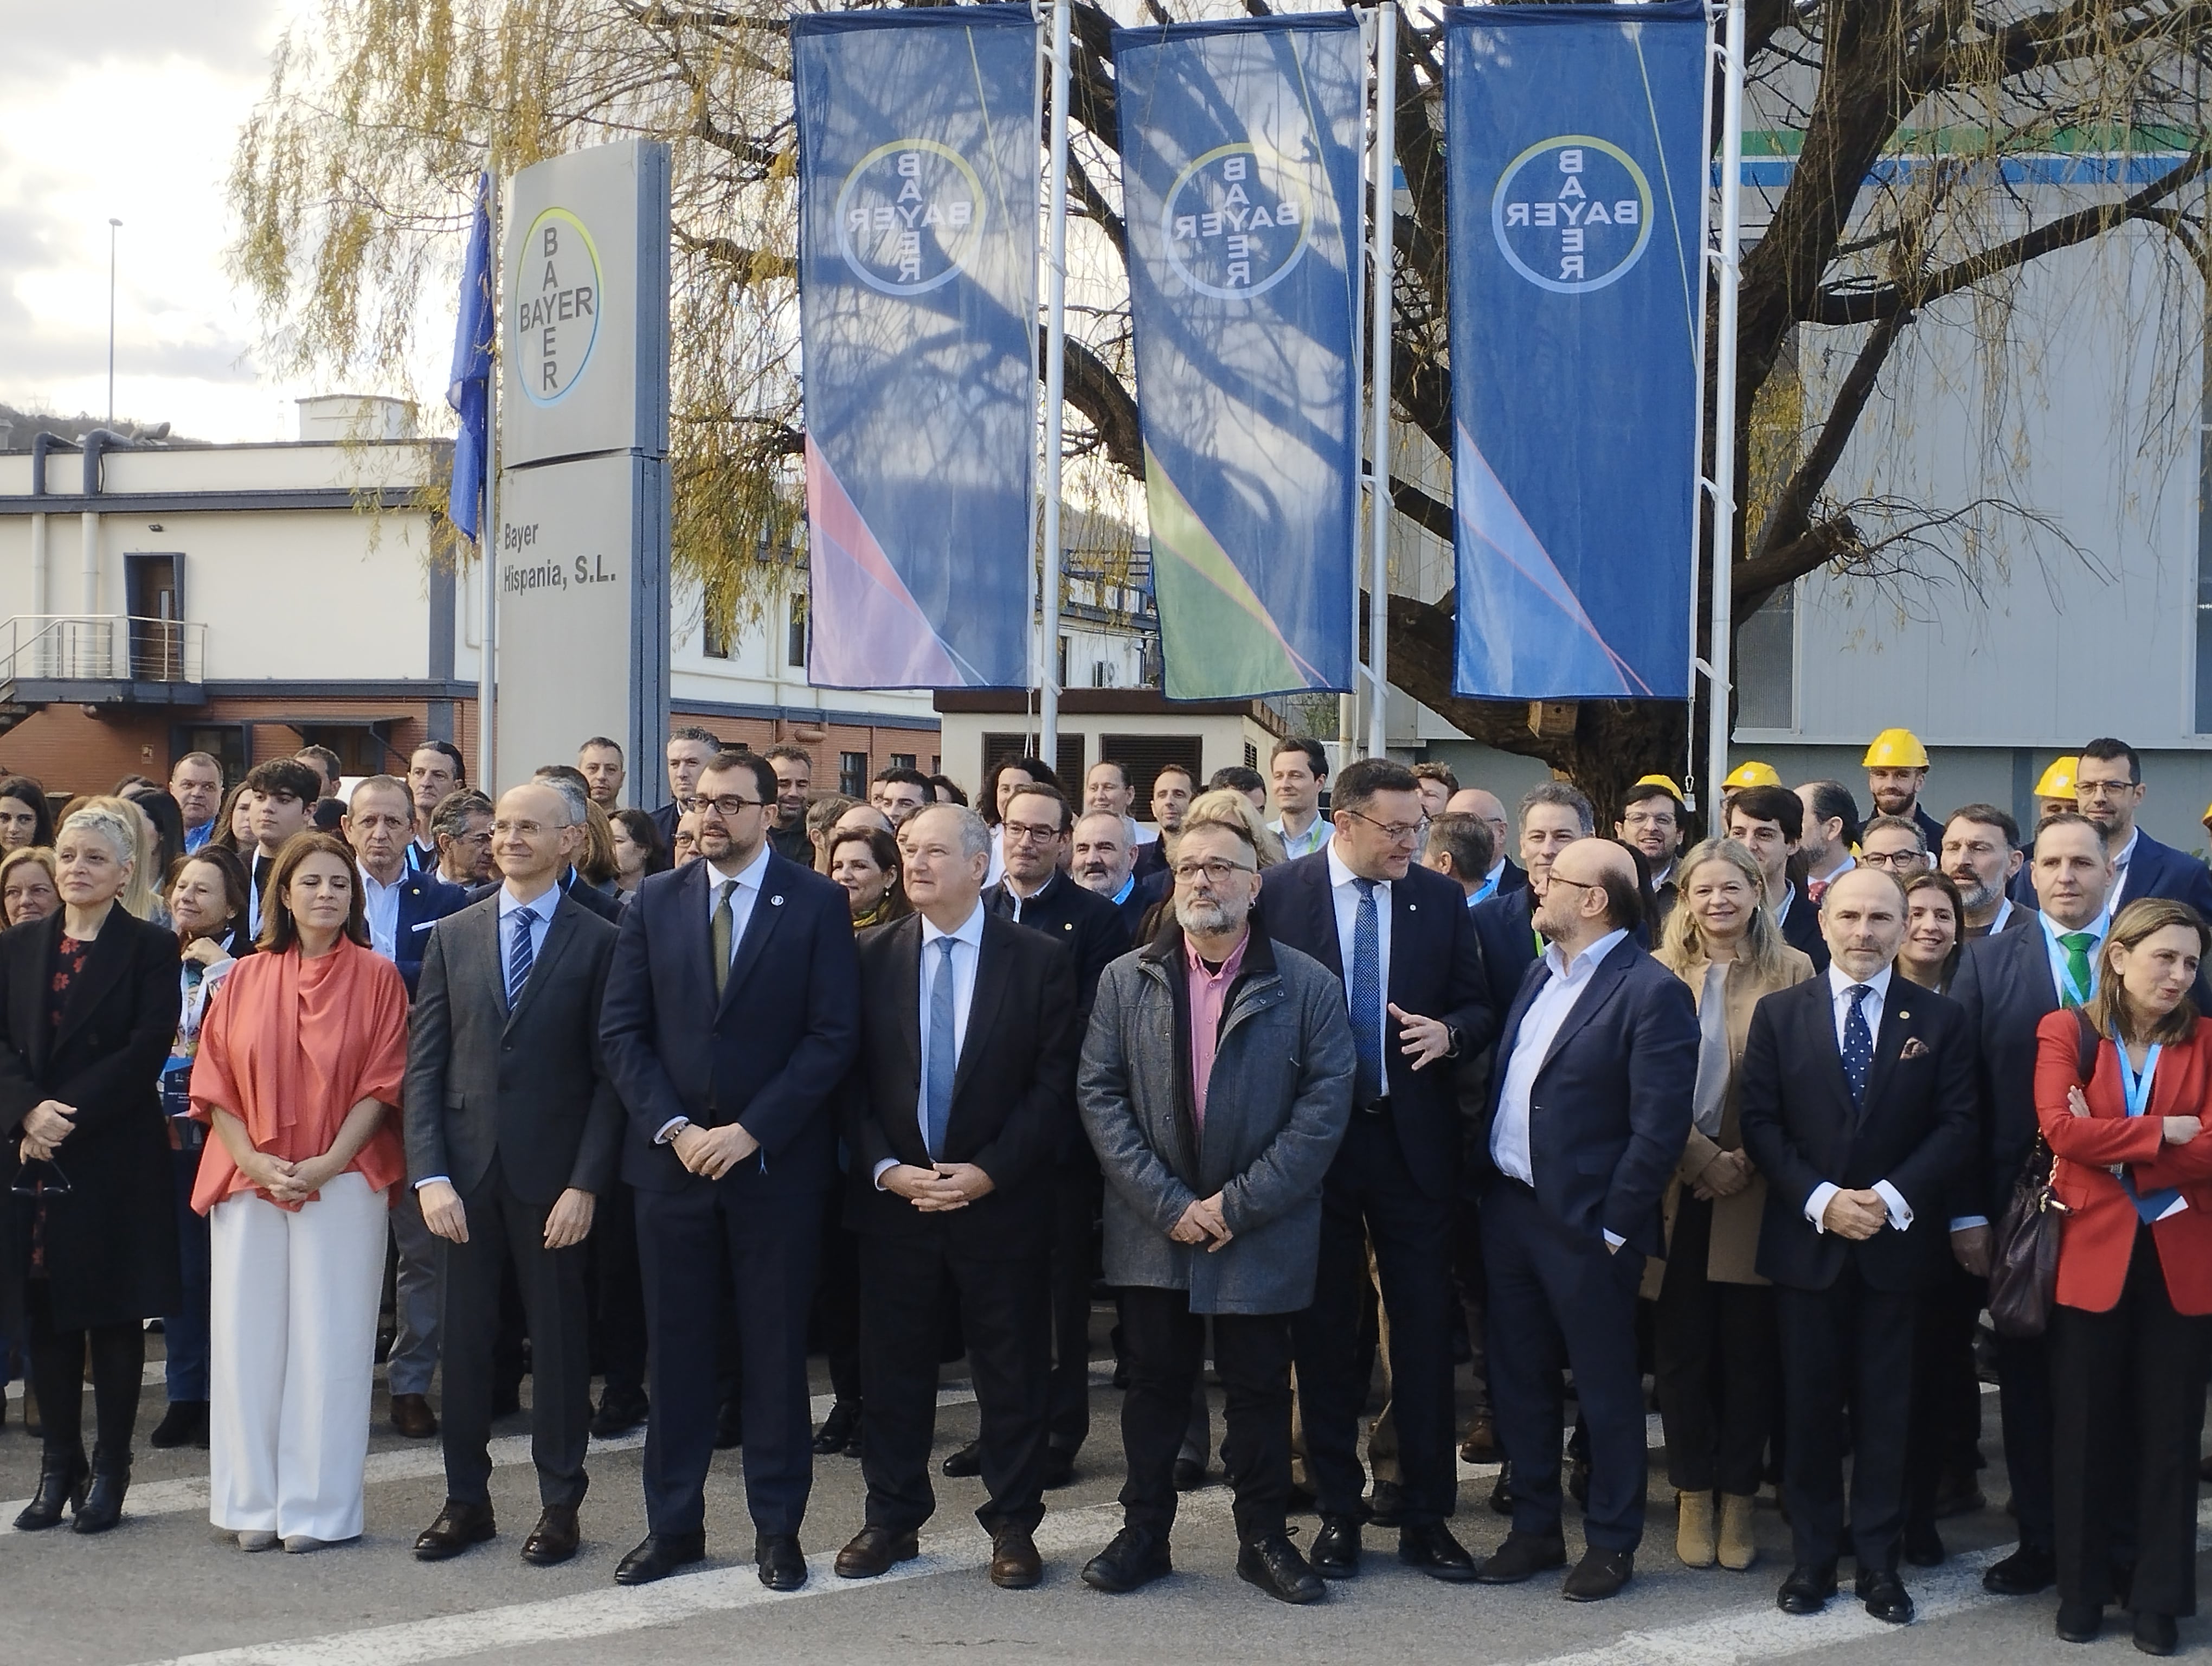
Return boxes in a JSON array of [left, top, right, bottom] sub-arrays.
[[1145, 445, 1308, 700]]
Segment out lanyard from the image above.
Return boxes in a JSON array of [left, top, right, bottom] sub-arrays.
[[2117, 1042, 2163, 1119], [2052, 934, 2096, 1008]]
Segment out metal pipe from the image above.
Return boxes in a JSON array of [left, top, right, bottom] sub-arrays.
[[29, 431, 76, 497], [1038, 0, 1072, 768], [1366, 4, 1398, 763], [1706, 0, 1747, 808], [79, 430, 132, 621]]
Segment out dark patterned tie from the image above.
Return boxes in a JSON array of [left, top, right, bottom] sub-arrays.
[[506, 907, 535, 1007], [1842, 984, 1875, 1107], [1351, 879, 1383, 1107]]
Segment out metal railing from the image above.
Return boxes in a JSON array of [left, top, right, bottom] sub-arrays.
[[0, 616, 207, 685]]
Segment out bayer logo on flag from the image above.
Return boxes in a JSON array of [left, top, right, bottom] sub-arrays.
[[834, 139, 987, 296], [1489, 135, 1655, 295], [1160, 143, 1315, 301]]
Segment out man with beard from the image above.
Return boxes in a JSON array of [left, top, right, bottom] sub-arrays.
[[1940, 805, 2028, 938], [1862, 729, 1944, 851]]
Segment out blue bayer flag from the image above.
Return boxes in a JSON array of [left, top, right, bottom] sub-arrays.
[[1445, 3, 1708, 699], [446, 170, 495, 543], [793, 7, 1037, 690], [1116, 15, 1364, 699]]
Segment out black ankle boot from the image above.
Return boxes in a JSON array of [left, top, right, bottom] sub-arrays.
[[149, 1400, 208, 1450], [71, 1451, 130, 1535], [14, 1450, 89, 1532]]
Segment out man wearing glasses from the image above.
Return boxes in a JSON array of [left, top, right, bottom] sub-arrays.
[[1262, 759, 1493, 1584], [2072, 736, 2212, 918], [1856, 816, 1932, 880], [600, 749, 860, 1592]]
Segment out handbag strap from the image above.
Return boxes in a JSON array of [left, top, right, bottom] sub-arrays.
[[2075, 1008, 2100, 1085]]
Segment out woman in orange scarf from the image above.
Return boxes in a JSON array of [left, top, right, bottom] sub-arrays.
[[190, 831, 409, 1553]]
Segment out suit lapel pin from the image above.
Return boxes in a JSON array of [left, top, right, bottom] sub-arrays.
[[770, 894, 785, 907], [1898, 1010, 1909, 1022]]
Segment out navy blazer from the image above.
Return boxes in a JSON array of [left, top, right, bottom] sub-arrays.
[[600, 850, 860, 1194], [2115, 829, 2212, 919], [1495, 857, 1529, 897], [1113, 869, 1169, 941], [1482, 935, 1696, 1255], [1470, 887, 1539, 1027], [1778, 888, 1830, 974], [1948, 924, 2059, 1223], [1738, 975, 1978, 1293], [987, 868, 1130, 1022], [1263, 849, 1494, 1199], [391, 869, 472, 998]]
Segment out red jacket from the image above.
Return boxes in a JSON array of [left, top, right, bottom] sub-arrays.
[[2035, 1011, 2212, 1315]]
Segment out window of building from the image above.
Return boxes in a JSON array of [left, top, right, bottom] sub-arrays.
[[839, 751, 868, 798], [171, 722, 248, 788], [1734, 582, 1797, 732], [703, 605, 731, 661], [787, 593, 808, 669], [890, 753, 915, 771], [1099, 733, 1203, 816], [1244, 741, 1259, 770]]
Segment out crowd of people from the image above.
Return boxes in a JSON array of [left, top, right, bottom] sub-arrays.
[[4, 723, 2212, 1650]]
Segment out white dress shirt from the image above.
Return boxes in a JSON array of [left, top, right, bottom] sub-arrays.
[[1491, 928, 1631, 1245], [2106, 826, 2141, 911], [654, 842, 775, 1145], [1327, 843, 1393, 1070], [1271, 814, 1329, 861], [498, 883, 557, 988], [1803, 963, 1914, 1234], [2039, 906, 2107, 1009], [873, 902, 986, 1186], [359, 866, 404, 963]]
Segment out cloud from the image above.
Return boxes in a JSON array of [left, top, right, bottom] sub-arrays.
[[0, 1, 281, 88]]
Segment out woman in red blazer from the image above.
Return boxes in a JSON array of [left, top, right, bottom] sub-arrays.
[[2035, 898, 2212, 1655]]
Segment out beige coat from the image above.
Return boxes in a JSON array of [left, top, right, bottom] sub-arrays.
[[1639, 944, 1816, 1295]]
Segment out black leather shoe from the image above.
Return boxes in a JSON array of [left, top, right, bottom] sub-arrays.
[[1567, 1457, 1592, 1508], [1172, 1457, 1206, 1491], [2134, 1611, 2179, 1656], [520, 1505, 578, 1567], [12, 1451, 88, 1532], [1562, 1546, 1634, 1601], [1475, 1529, 1568, 1584], [1857, 1567, 1914, 1624], [756, 1532, 807, 1591], [1081, 1526, 1171, 1593], [834, 1524, 918, 1579], [149, 1400, 209, 1450], [1901, 1515, 1945, 1567], [812, 1402, 860, 1456], [1041, 1446, 1077, 1490], [1488, 1462, 1515, 1516], [1983, 1544, 2056, 1595], [70, 1456, 130, 1535], [2055, 1598, 2103, 1643], [1236, 1532, 1327, 1604], [713, 1398, 743, 1451], [614, 1531, 706, 1586], [1366, 1478, 1406, 1528], [1399, 1522, 1478, 1583], [1776, 1561, 1838, 1614], [941, 1439, 982, 1478], [413, 1499, 497, 1560], [589, 1389, 648, 1440], [1310, 1514, 1360, 1579]]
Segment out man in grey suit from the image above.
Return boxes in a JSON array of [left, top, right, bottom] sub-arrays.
[[404, 781, 623, 1567]]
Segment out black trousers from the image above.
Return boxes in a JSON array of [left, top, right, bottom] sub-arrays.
[[1905, 1258, 1985, 1526], [1482, 1179, 1649, 1552], [635, 1177, 821, 1537], [439, 1161, 592, 1509], [858, 1227, 1050, 1539], [1775, 1264, 1915, 1572], [1047, 1153, 1101, 1453], [588, 1181, 648, 1399], [813, 1203, 861, 1410], [1119, 1285, 1293, 1542], [1995, 1329, 2057, 1555], [1291, 1117, 1457, 1525], [1652, 1195, 1778, 1497], [2050, 1227, 2212, 1617], [24, 1281, 142, 1465]]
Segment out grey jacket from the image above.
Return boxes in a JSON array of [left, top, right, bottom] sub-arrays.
[[1078, 921, 1354, 1315]]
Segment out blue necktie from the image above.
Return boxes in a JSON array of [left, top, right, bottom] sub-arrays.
[[924, 937, 957, 1161], [1842, 984, 1875, 1107], [1351, 878, 1384, 1108], [507, 907, 536, 1007]]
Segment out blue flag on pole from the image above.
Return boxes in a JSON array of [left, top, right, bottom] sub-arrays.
[[446, 171, 494, 544], [1116, 15, 1365, 700], [793, 7, 1038, 690], [1445, 3, 1708, 700]]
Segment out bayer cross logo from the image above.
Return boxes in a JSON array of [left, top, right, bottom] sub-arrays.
[[516, 208, 602, 406], [835, 139, 986, 296], [1489, 136, 1654, 295], [1161, 144, 1313, 301]]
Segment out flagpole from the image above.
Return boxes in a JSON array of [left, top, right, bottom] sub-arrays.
[[1366, 2, 1397, 763], [1038, 0, 1072, 770], [478, 168, 501, 793], [1346, 9, 1372, 764], [1705, 0, 1746, 809]]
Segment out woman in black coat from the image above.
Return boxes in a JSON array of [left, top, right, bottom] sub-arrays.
[[0, 803, 182, 1534]]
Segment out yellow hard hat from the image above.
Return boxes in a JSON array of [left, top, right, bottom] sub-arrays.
[[1862, 727, 1930, 769], [2034, 755, 2078, 802], [1722, 761, 1781, 791], [1632, 773, 1685, 802]]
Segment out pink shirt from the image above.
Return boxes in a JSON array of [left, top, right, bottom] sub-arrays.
[[1185, 932, 1251, 1131]]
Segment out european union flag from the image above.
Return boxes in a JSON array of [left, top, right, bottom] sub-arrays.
[[446, 171, 495, 543]]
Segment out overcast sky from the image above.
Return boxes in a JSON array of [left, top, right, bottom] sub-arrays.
[[0, 0, 365, 443]]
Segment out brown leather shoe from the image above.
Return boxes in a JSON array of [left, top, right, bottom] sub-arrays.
[[1459, 1413, 1500, 1464], [990, 1526, 1042, 1589], [390, 1393, 439, 1439], [834, 1524, 919, 1579], [412, 1499, 496, 1560], [521, 1504, 580, 1566]]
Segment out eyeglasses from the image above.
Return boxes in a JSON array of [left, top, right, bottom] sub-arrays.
[[1859, 850, 1926, 869], [1001, 820, 1064, 845], [1339, 809, 1429, 845], [1546, 874, 1598, 892], [696, 796, 764, 822], [1173, 858, 1257, 885], [490, 819, 560, 837]]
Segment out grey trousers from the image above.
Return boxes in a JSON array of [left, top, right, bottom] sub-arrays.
[[387, 1183, 445, 1398]]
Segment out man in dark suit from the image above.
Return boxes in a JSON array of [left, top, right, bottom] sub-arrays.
[[1469, 784, 1590, 1029], [600, 748, 860, 1591], [831, 803, 1078, 1590], [1947, 811, 2115, 1597], [1740, 866, 1978, 1625], [1474, 838, 1695, 1601], [404, 782, 623, 1567], [1727, 784, 1829, 972], [1445, 787, 1525, 901], [1071, 810, 1167, 941], [1265, 759, 1493, 1582], [462, 773, 622, 926], [2073, 736, 2212, 919], [1941, 804, 2033, 939], [648, 726, 723, 847]]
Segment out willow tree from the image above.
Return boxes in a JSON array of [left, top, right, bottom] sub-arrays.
[[232, 0, 2212, 812]]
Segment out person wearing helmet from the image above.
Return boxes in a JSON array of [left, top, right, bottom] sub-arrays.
[[1862, 729, 1943, 850], [1719, 761, 1781, 824], [1616, 777, 1686, 925], [2034, 757, 2078, 825]]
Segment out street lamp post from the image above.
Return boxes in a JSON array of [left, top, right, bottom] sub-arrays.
[[106, 217, 121, 424]]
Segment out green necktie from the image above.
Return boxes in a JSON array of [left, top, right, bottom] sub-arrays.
[[2057, 932, 2095, 1007], [711, 880, 737, 998]]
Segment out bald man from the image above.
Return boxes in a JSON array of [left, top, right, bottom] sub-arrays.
[[1445, 789, 1523, 900], [1477, 836, 1697, 1601]]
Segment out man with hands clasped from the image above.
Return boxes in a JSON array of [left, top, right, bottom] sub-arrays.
[[404, 783, 623, 1568]]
